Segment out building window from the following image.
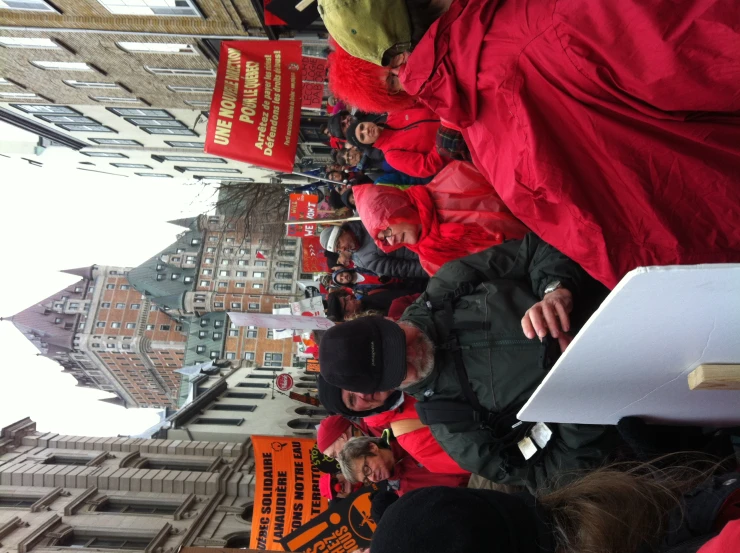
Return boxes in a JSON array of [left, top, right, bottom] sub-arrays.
[[236, 382, 269, 389], [130, 303, 140, 309], [225, 352, 235, 360], [255, 261, 267, 267], [235, 282, 245, 288], [0, 37, 59, 48], [220, 259, 230, 266], [0, 495, 41, 508], [90, 138, 142, 146], [96, 322, 106, 328], [252, 283, 263, 289], [64, 80, 119, 89], [192, 417, 244, 426], [243, 352, 256, 360], [209, 351, 219, 359], [253, 271, 265, 278], [211, 404, 257, 412], [217, 282, 228, 288], [96, 0, 203, 17], [135, 173, 172, 178], [170, 273, 180, 280], [115, 303, 125, 308], [228, 329, 239, 337], [146, 66, 215, 77], [160, 324, 170, 331], [185, 100, 211, 107], [277, 261, 294, 268], [245, 326, 258, 338], [154, 155, 225, 163], [0, 91, 43, 99], [236, 271, 247, 277], [214, 320, 223, 328], [146, 324, 155, 330], [57, 531, 152, 550], [112, 163, 151, 169], [167, 85, 214, 93], [126, 323, 136, 329], [213, 331, 222, 339], [202, 269, 213, 275], [0, 0, 58, 12], [32, 61, 94, 71], [82, 152, 127, 158], [266, 330, 274, 339], [248, 374, 276, 380], [226, 392, 266, 399], [11, 104, 79, 114], [196, 345, 206, 353], [44, 454, 96, 466], [98, 498, 179, 515], [219, 270, 229, 276], [204, 257, 213, 264], [199, 280, 210, 287], [165, 140, 205, 148], [230, 303, 241, 310], [120, 285, 130, 290], [117, 42, 197, 54], [273, 283, 292, 291], [127, 118, 184, 128], [248, 303, 259, 310], [111, 322, 121, 328], [91, 96, 141, 103], [101, 302, 111, 308], [61, 124, 116, 133], [264, 353, 283, 367], [287, 419, 319, 430], [138, 458, 214, 471], [142, 127, 197, 136], [275, 272, 292, 279], [174, 166, 241, 174]]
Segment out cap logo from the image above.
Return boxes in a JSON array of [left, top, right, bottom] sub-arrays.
[[370, 341, 376, 366]]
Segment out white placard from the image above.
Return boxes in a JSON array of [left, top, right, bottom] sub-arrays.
[[228, 311, 335, 330], [290, 296, 325, 317], [518, 264, 740, 427]]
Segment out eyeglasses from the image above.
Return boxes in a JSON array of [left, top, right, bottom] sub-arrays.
[[360, 456, 373, 484], [378, 227, 393, 245]]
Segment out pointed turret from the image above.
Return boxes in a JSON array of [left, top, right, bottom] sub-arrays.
[[60, 266, 94, 279]]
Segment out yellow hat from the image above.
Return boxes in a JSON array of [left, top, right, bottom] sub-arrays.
[[318, 0, 412, 66]]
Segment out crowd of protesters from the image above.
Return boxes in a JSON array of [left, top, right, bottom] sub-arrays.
[[304, 0, 740, 551]]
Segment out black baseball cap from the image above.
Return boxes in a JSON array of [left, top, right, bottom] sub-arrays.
[[319, 316, 406, 393]]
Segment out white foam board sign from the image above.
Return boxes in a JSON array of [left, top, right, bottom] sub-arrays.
[[228, 311, 334, 331], [518, 264, 740, 427]]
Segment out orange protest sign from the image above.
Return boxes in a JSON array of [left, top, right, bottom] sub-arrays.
[[250, 436, 328, 550], [306, 359, 320, 374]]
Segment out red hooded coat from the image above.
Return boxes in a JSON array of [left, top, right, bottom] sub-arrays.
[[364, 395, 469, 476], [400, 0, 740, 288], [354, 161, 529, 275], [371, 107, 448, 178]]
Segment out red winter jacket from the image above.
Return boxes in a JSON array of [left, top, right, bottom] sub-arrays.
[[373, 107, 448, 178], [364, 395, 469, 476], [400, 0, 740, 287], [388, 441, 470, 495]]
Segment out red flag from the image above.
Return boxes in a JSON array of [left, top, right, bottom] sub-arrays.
[[256, 251, 267, 260]]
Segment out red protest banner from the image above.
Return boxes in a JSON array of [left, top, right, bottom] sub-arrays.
[[205, 41, 302, 173], [301, 82, 324, 109], [302, 56, 328, 82], [301, 235, 329, 273], [287, 193, 319, 237]]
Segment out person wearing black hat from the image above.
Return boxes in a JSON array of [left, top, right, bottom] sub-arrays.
[[319, 234, 618, 492], [370, 467, 740, 553], [325, 288, 420, 321]]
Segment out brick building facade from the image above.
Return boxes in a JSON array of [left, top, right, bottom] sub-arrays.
[[0, 0, 332, 178], [7, 214, 306, 410], [0, 418, 264, 553]]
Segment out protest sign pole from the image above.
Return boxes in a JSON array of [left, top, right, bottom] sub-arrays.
[[285, 216, 361, 226], [290, 171, 338, 185]]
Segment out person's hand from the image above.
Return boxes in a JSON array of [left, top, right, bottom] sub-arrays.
[[521, 288, 573, 344]]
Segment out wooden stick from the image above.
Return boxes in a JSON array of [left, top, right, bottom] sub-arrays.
[[285, 216, 360, 225], [688, 364, 740, 390], [295, 0, 316, 11]]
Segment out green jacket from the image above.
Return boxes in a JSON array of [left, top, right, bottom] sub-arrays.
[[400, 234, 618, 492]]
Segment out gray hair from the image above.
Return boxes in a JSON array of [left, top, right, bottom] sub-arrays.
[[337, 436, 385, 484]]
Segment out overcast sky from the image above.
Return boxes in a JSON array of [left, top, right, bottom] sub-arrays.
[[0, 121, 217, 437]]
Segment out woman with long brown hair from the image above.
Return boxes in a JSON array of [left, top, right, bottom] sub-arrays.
[[369, 461, 740, 553]]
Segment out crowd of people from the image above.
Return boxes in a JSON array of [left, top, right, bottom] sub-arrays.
[[305, 0, 740, 551]]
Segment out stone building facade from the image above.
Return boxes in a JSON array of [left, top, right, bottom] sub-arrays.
[[0, 418, 261, 553]]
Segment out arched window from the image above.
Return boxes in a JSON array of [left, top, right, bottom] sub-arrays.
[[295, 407, 328, 417], [225, 533, 252, 549], [294, 383, 316, 389], [287, 418, 318, 430], [240, 503, 254, 522], [299, 376, 317, 382]]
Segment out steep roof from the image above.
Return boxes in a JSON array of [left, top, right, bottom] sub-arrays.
[[168, 217, 198, 229], [182, 312, 228, 367], [60, 266, 94, 279], [7, 279, 88, 357], [126, 227, 203, 310]]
